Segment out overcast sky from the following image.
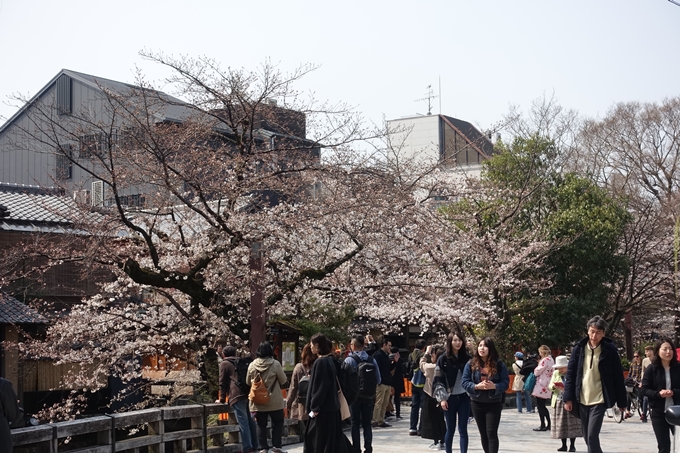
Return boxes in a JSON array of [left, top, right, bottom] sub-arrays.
[[1, 0, 679, 134]]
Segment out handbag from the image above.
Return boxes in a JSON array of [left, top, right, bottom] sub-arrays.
[[337, 377, 351, 420], [249, 372, 277, 405]]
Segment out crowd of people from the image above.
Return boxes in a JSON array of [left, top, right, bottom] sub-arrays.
[[215, 316, 680, 453]]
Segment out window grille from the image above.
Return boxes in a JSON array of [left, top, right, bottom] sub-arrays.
[[91, 181, 104, 207], [56, 145, 73, 180]]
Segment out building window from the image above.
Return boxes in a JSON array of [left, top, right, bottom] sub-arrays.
[[56, 74, 72, 116], [56, 145, 73, 180]]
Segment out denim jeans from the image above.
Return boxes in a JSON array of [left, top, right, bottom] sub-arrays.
[[232, 399, 258, 452], [443, 393, 470, 453], [515, 390, 533, 412], [410, 386, 425, 431], [351, 397, 375, 453]]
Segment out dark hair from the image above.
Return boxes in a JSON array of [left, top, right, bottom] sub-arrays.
[[379, 337, 391, 348], [256, 341, 274, 358], [390, 346, 399, 354], [353, 335, 365, 347], [311, 333, 333, 356], [586, 315, 608, 332], [432, 345, 444, 358], [653, 337, 678, 368], [415, 339, 426, 350], [471, 337, 500, 377], [222, 346, 237, 358], [301, 343, 317, 367], [445, 330, 468, 361]]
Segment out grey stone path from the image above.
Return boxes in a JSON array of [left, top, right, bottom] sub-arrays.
[[283, 405, 658, 452]]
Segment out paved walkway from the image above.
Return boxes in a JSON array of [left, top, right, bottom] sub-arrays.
[[283, 405, 658, 452]]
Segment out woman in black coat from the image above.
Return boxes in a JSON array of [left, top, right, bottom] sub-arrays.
[[391, 347, 405, 419], [0, 378, 22, 453], [641, 337, 680, 453], [304, 333, 352, 453]]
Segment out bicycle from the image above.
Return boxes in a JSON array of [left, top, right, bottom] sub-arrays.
[[606, 405, 625, 423]]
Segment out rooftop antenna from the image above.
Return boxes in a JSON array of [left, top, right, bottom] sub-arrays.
[[415, 85, 439, 115]]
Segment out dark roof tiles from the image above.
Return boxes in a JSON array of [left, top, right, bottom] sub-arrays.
[[0, 293, 48, 324]]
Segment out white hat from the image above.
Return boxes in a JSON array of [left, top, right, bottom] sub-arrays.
[[554, 355, 568, 368]]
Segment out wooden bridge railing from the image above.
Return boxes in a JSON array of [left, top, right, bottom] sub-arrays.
[[12, 403, 303, 453]]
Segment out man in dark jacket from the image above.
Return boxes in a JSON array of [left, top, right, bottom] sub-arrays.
[[563, 316, 627, 453], [215, 346, 257, 453], [0, 377, 22, 453], [371, 338, 393, 428]]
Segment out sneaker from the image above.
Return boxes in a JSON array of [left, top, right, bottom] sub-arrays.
[[409, 429, 417, 436], [428, 443, 439, 450], [271, 448, 285, 453], [376, 422, 391, 428], [439, 443, 445, 450]]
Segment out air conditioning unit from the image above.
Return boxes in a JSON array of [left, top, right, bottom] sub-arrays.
[[91, 181, 104, 207]]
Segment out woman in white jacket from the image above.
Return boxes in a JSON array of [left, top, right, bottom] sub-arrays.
[[531, 345, 555, 432]]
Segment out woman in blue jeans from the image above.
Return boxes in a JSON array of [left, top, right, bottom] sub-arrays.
[[434, 330, 471, 453]]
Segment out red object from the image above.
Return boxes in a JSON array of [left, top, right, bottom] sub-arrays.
[[676, 348, 680, 361]]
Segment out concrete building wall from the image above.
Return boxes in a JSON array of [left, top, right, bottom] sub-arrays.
[[387, 115, 440, 166]]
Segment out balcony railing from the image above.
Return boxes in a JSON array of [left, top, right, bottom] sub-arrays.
[[12, 403, 302, 453]]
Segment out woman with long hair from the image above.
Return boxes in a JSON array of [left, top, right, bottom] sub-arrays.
[[641, 337, 680, 453], [287, 343, 318, 421], [246, 341, 288, 453], [532, 345, 555, 432], [420, 344, 447, 450], [433, 330, 471, 453], [304, 333, 352, 453], [461, 337, 509, 453]]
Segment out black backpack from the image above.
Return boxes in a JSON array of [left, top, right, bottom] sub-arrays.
[[233, 356, 253, 393], [338, 358, 360, 406], [296, 371, 311, 405], [351, 353, 377, 399]]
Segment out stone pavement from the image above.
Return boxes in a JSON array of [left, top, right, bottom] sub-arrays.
[[282, 405, 658, 453]]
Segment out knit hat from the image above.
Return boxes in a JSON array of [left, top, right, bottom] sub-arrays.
[[514, 351, 524, 359]]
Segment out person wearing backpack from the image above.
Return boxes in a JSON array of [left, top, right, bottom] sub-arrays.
[[408, 339, 427, 436], [216, 346, 258, 453], [246, 341, 288, 453], [287, 343, 317, 424], [511, 352, 533, 414], [344, 335, 381, 453]]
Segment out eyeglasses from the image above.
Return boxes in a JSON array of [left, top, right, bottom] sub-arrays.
[[633, 355, 639, 358]]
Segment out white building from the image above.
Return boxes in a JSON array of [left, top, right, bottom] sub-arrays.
[[387, 114, 495, 178]]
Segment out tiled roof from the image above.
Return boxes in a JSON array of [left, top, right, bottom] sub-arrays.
[[0, 183, 77, 232], [0, 292, 48, 324]]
